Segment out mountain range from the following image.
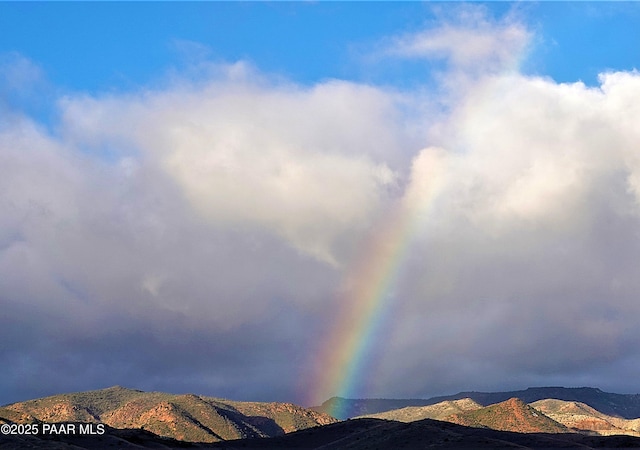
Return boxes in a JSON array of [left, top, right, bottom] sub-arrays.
[[358, 396, 640, 437], [531, 398, 640, 436], [4, 386, 640, 449], [0, 385, 335, 443], [314, 386, 640, 420]]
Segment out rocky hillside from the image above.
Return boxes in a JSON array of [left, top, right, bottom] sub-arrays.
[[0, 386, 336, 443], [356, 396, 640, 437], [429, 386, 640, 419], [532, 398, 640, 436], [317, 386, 640, 420], [445, 398, 569, 434]]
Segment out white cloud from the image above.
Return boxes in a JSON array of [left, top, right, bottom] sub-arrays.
[[363, 67, 640, 397], [0, 53, 45, 92], [59, 75, 409, 265], [383, 5, 531, 75], [442, 73, 640, 227]]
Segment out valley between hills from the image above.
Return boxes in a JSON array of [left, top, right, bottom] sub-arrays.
[[3, 386, 640, 449]]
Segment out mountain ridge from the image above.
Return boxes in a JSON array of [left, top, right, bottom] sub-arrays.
[[445, 397, 569, 433], [531, 398, 640, 436], [314, 386, 640, 420], [0, 385, 336, 443], [354, 398, 483, 422], [5, 386, 640, 448]]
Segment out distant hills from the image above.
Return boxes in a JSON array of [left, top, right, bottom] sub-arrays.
[[314, 397, 434, 420], [356, 398, 482, 422], [358, 397, 569, 434], [440, 397, 569, 433], [0, 385, 335, 443], [356, 396, 640, 438], [429, 387, 640, 419], [314, 386, 640, 420], [531, 398, 640, 436]]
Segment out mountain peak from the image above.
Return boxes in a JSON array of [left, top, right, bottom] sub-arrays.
[[445, 397, 569, 433]]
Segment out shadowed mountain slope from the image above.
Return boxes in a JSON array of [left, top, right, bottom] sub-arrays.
[[0, 423, 215, 449], [0, 386, 336, 443], [4, 416, 640, 449], [209, 417, 640, 449]]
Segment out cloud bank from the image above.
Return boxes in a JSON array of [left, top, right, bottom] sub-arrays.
[[2, 8, 640, 406]]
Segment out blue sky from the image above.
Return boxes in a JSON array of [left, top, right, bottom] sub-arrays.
[[2, 2, 640, 93], [3, 2, 640, 407]]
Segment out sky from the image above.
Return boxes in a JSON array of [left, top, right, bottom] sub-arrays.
[[2, 2, 640, 408]]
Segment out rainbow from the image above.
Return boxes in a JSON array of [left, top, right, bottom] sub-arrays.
[[308, 148, 448, 418]]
